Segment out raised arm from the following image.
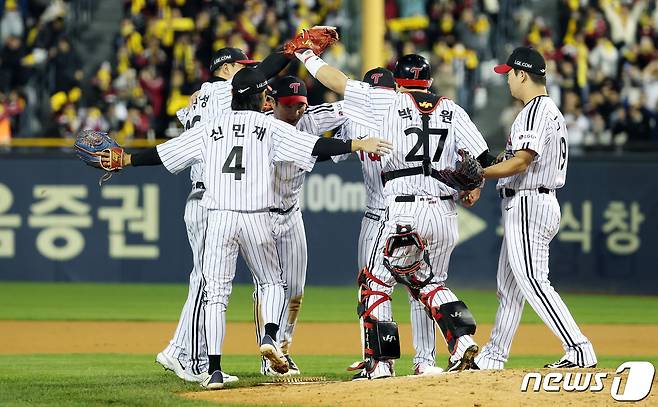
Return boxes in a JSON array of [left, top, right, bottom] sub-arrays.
[[295, 49, 348, 95]]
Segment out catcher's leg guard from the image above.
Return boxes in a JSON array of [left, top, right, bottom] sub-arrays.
[[356, 267, 401, 374], [420, 287, 476, 355]]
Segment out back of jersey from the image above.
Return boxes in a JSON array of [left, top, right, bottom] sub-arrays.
[[180, 80, 233, 182], [343, 80, 488, 198], [334, 119, 386, 209], [200, 111, 273, 210]]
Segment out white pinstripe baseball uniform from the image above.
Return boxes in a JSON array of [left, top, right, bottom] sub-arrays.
[[343, 79, 489, 365], [475, 95, 597, 369], [160, 78, 233, 375], [156, 110, 319, 361], [334, 120, 437, 368], [254, 102, 348, 364]]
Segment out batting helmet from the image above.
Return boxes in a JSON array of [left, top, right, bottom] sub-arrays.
[[394, 54, 432, 88]]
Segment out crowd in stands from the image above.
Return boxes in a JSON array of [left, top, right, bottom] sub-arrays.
[[0, 0, 656, 153]]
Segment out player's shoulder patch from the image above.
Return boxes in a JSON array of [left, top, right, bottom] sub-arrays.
[[408, 92, 444, 114]]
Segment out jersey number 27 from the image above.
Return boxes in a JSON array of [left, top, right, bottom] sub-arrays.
[[404, 126, 448, 162]]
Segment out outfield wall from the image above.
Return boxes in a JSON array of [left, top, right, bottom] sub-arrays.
[[0, 154, 656, 294]]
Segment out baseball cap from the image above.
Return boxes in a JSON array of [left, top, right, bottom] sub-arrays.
[[232, 67, 268, 96], [494, 47, 546, 76], [269, 76, 308, 105], [209, 47, 259, 73], [363, 67, 395, 89]]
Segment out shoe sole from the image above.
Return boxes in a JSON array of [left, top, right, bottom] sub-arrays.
[[203, 382, 224, 390], [448, 345, 479, 372], [155, 354, 176, 372], [260, 344, 289, 374]]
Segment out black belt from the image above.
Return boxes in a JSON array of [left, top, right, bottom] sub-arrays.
[[499, 187, 551, 198], [395, 195, 452, 202], [269, 205, 295, 215], [194, 182, 205, 189], [381, 166, 443, 186]]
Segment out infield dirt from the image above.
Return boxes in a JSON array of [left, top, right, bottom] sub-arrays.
[[0, 321, 655, 356], [184, 369, 657, 407]]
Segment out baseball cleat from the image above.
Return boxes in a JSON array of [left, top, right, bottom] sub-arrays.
[[351, 360, 393, 381], [156, 352, 188, 380], [544, 356, 596, 369], [259, 334, 289, 374], [200, 370, 224, 390], [446, 344, 479, 372], [414, 363, 445, 376], [284, 355, 301, 375]]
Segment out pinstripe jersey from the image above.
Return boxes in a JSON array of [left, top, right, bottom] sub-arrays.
[[343, 79, 488, 197], [497, 95, 568, 190], [157, 110, 319, 211], [333, 120, 386, 209], [264, 102, 348, 209], [177, 79, 234, 183]]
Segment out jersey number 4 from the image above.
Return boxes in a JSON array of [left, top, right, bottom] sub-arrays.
[[404, 126, 448, 162], [222, 146, 246, 180]]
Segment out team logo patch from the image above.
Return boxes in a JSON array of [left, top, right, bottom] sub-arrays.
[[517, 132, 537, 140], [418, 101, 434, 109], [370, 73, 383, 84], [289, 82, 301, 94], [410, 67, 423, 79]]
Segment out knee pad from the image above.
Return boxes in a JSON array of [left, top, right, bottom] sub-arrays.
[[364, 316, 400, 361]]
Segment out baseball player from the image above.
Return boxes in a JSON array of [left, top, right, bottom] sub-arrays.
[[333, 68, 442, 378], [473, 47, 597, 369], [155, 47, 293, 383], [294, 47, 492, 378], [105, 67, 392, 389], [253, 75, 349, 376]]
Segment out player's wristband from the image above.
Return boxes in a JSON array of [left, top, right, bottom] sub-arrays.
[[295, 49, 327, 77]]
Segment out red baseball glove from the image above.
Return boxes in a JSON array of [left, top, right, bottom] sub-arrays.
[[283, 26, 339, 56]]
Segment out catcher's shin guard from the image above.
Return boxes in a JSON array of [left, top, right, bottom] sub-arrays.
[[356, 267, 400, 369], [420, 287, 476, 355]]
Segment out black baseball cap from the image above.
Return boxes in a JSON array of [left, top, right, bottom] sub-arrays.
[[494, 46, 546, 76], [363, 67, 395, 89], [209, 47, 259, 73], [232, 67, 268, 96], [269, 76, 308, 105]]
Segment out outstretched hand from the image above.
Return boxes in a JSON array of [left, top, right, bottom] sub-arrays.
[[354, 137, 393, 156]]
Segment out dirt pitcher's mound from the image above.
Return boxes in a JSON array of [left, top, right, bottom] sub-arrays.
[[184, 369, 657, 407]]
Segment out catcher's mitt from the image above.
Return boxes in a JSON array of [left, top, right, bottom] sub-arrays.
[[283, 26, 339, 56], [73, 129, 124, 185], [437, 149, 484, 191]]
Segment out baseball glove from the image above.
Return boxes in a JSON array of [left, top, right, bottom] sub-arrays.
[[283, 26, 339, 56], [73, 129, 124, 185], [436, 149, 484, 191]]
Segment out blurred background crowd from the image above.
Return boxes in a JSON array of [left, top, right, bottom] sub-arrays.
[[0, 0, 657, 153]]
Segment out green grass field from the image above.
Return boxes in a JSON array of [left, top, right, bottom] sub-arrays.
[[1, 282, 657, 323], [0, 282, 656, 406]]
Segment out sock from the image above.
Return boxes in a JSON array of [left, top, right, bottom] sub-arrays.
[[264, 323, 279, 340], [208, 354, 222, 373]]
